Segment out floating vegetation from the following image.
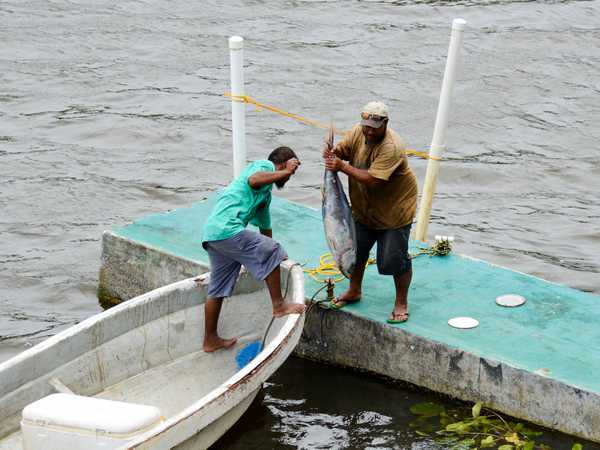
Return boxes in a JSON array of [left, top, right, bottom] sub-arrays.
[[409, 401, 584, 450]]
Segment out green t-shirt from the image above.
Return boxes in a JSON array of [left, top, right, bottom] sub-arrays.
[[202, 160, 275, 243]]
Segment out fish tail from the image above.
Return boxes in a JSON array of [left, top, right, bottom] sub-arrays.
[[326, 122, 334, 150]]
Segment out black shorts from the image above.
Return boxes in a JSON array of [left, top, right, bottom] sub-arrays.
[[355, 220, 412, 275]]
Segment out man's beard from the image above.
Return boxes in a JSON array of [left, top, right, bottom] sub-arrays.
[[365, 133, 384, 146], [275, 179, 287, 189]]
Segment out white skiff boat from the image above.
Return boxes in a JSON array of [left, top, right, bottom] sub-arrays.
[[0, 260, 305, 450]]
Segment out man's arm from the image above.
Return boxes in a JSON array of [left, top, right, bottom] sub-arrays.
[[248, 158, 300, 189], [324, 156, 384, 187], [340, 161, 384, 187], [248, 170, 290, 189]]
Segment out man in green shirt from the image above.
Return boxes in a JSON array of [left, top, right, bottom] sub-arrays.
[[201, 146, 306, 352]]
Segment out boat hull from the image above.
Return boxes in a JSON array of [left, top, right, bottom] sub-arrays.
[[0, 260, 305, 450], [173, 388, 259, 450]]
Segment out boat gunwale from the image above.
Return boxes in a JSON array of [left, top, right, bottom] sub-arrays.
[[0, 277, 201, 397]]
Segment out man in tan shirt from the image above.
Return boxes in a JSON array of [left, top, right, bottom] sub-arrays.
[[323, 101, 418, 323]]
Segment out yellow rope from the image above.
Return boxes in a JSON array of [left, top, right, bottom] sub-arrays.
[[224, 93, 442, 161], [303, 252, 376, 284], [225, 93, 345, 136], [405, 149, 441, 161]]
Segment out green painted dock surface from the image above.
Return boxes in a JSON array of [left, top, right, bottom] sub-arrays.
[[115, 193, 600, 395]]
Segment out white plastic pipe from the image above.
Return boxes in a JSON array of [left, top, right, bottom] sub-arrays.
[[415, 18, 467, 242], [229, 36, 246, 178]]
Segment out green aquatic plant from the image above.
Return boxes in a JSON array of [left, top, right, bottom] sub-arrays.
[[412, 235, 453, 258], [409, 401, 584, 450]]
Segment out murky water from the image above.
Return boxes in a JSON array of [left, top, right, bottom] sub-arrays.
[[213, 357, 599, 449], [1, 0, 599, 448]]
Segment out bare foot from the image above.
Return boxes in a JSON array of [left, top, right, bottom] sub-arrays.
[[203, 336, 237, 353], [337, 288, 361, 303], [273, 302, 306, 317], [387, 306, 409, 324]]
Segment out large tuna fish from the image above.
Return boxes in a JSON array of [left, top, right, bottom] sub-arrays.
[[322, 126, 357, 278]]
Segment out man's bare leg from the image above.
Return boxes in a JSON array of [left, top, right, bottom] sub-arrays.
[[265, 266, 306, 317], [390, 268, 412, 321], [333, 252, 369, 305], [203, 297, 237, 352]]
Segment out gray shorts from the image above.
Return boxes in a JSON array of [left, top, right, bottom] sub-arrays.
[[203, 230, 288, 298], [355, 221, 412, 275]]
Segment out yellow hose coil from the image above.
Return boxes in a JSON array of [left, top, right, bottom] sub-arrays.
[[303, 252, 376, 283]]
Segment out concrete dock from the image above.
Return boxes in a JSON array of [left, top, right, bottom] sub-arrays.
[[99, 193, 600, 443]]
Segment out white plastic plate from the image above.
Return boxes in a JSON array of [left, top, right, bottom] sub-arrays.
[[496, 294, 526, 307], [448, 317, 479, 329]]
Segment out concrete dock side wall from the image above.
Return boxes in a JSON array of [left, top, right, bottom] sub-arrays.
[[99, 232, 208, 306], [296, 304, 600, 443]]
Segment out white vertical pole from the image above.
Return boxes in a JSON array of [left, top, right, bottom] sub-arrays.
[[415, 18, 467, 242], [229, 36, 246, 179]]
